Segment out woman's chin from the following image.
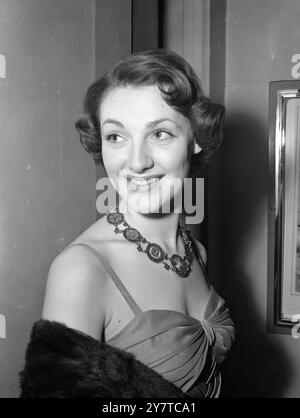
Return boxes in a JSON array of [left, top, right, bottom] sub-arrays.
[[121, 192, 180, 215], [125, 192, 163, 214]]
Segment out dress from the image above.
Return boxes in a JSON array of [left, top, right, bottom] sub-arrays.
[[65, 241, 235, 398]]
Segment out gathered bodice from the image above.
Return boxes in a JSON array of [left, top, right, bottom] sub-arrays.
[[66, 242, 235, 397], [106, 285, 235, 396]]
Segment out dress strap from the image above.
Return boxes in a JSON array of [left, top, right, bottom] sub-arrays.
[[65, 242, 142, 315]]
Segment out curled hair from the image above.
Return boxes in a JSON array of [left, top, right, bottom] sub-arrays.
[[75, 49, 225, 170]]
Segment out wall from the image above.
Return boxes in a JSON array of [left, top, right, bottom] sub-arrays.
[[161, 0, 210, 95], [221, 0, 300, 397], [0, 0, 95, 397]]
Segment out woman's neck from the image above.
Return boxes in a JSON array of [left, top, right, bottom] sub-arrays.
[[118, 199, 183, 254]]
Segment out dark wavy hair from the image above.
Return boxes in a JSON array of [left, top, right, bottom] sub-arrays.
[[75, 49, 225, 172]]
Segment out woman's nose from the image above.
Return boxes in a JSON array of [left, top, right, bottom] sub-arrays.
[[128, 142, 154, 173]]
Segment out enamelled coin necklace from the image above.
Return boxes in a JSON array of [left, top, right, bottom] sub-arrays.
[[105, 205, 194, 278]]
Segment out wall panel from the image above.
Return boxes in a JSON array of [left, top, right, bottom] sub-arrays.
[[0, 0, 95, 397]]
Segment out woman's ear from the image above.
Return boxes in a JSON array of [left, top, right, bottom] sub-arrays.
[[193, 141, 202, 155]]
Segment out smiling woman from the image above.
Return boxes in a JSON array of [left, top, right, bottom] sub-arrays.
[[19, 49, 235, 398]]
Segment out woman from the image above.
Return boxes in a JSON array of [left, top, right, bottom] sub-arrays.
[[20, 49, 235, 398]]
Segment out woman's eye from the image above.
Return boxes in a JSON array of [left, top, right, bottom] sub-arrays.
[[105, 133, 123, 143], [152, 129, 173, 141]]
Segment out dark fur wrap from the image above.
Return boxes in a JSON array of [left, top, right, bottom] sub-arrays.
[[19, 319, 188, 398]]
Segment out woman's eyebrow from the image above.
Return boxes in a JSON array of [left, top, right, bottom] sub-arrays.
[[102, 119, 124, 128], [146, 118, 178, 128]]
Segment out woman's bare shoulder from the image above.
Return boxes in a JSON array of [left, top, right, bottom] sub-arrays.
[[42, 241, 111, 340]]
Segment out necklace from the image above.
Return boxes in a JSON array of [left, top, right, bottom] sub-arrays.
[[105, 205, 193, 278]]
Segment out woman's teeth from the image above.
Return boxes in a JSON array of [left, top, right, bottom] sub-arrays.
[[128, 177, 160, 190], [131, 178, 158, 186]]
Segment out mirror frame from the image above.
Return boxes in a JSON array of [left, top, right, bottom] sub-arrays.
[[267, 80, 300, 334]]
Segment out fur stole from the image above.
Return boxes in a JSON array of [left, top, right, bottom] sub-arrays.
[[19, 319, 188, 398]]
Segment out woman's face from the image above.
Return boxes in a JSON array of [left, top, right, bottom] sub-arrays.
[[100, 84, 200, 214]]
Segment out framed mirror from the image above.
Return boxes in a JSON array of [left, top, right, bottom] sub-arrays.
[[268, 80, 300, 334]]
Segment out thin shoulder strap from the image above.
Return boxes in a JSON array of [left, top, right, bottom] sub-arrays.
[[187, 231, 211, 286], [66, 242, 142, 315]]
